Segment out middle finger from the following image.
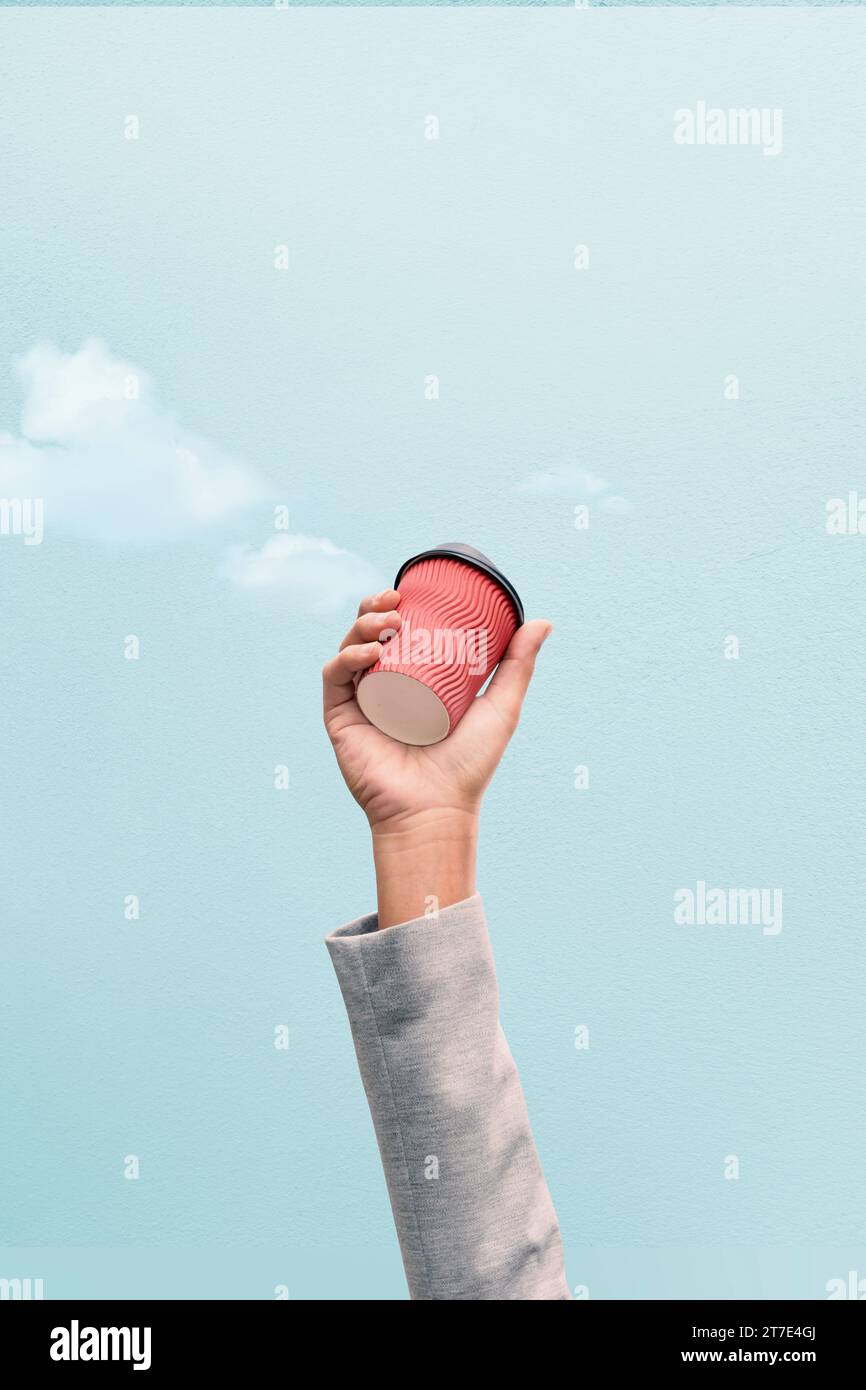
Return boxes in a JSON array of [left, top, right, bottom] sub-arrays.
[[340, 608, 403, 652]]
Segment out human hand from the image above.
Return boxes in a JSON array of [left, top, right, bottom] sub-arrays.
[[323, 587, 551, 926]]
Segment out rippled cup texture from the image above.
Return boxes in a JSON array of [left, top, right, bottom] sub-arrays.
[[359, 556, 520, 739]]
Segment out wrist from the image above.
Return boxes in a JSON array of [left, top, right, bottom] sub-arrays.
[[371, 808, 479, 930]]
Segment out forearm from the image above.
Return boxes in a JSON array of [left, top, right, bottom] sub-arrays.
[[372, 809, 478, 930]]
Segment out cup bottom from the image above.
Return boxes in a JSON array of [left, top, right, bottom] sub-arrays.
[[357, 671, 451, 746]]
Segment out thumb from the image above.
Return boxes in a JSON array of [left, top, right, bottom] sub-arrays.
[[481, 619, 553, 729]]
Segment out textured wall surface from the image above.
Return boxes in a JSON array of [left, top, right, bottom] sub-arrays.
[[1, 6, 864, 1299], [4, 2, 866, 10]]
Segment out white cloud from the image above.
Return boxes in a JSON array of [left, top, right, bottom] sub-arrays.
[[222, 533, 386, 612], [0, 339, 264, 542], [516, 465, 632, 513], [516, 467, 610, 497]]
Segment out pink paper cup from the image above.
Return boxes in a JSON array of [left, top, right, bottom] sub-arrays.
[[356, 542, 523, 746]]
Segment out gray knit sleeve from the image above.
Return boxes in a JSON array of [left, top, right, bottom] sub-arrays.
[[325, 894, 570, 1301]]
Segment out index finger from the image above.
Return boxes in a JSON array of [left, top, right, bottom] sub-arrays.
[[357, 587, 400, 618]]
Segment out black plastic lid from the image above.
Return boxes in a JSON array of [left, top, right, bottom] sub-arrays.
[[394, 542, 524, 625]]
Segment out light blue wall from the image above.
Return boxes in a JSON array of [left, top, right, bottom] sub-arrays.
[[1, 7, 864, 1299], [3, 1, 865, 10]]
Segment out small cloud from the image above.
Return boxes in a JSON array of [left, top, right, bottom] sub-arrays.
[[0, 339, 264, 542], [516, 465, 632, 514], [222, 533, 385, 613], [599, 494, 632, 515], [516, 467, 610, 497]]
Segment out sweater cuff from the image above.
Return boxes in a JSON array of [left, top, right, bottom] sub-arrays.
[[325, 893, 495, 1020]]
